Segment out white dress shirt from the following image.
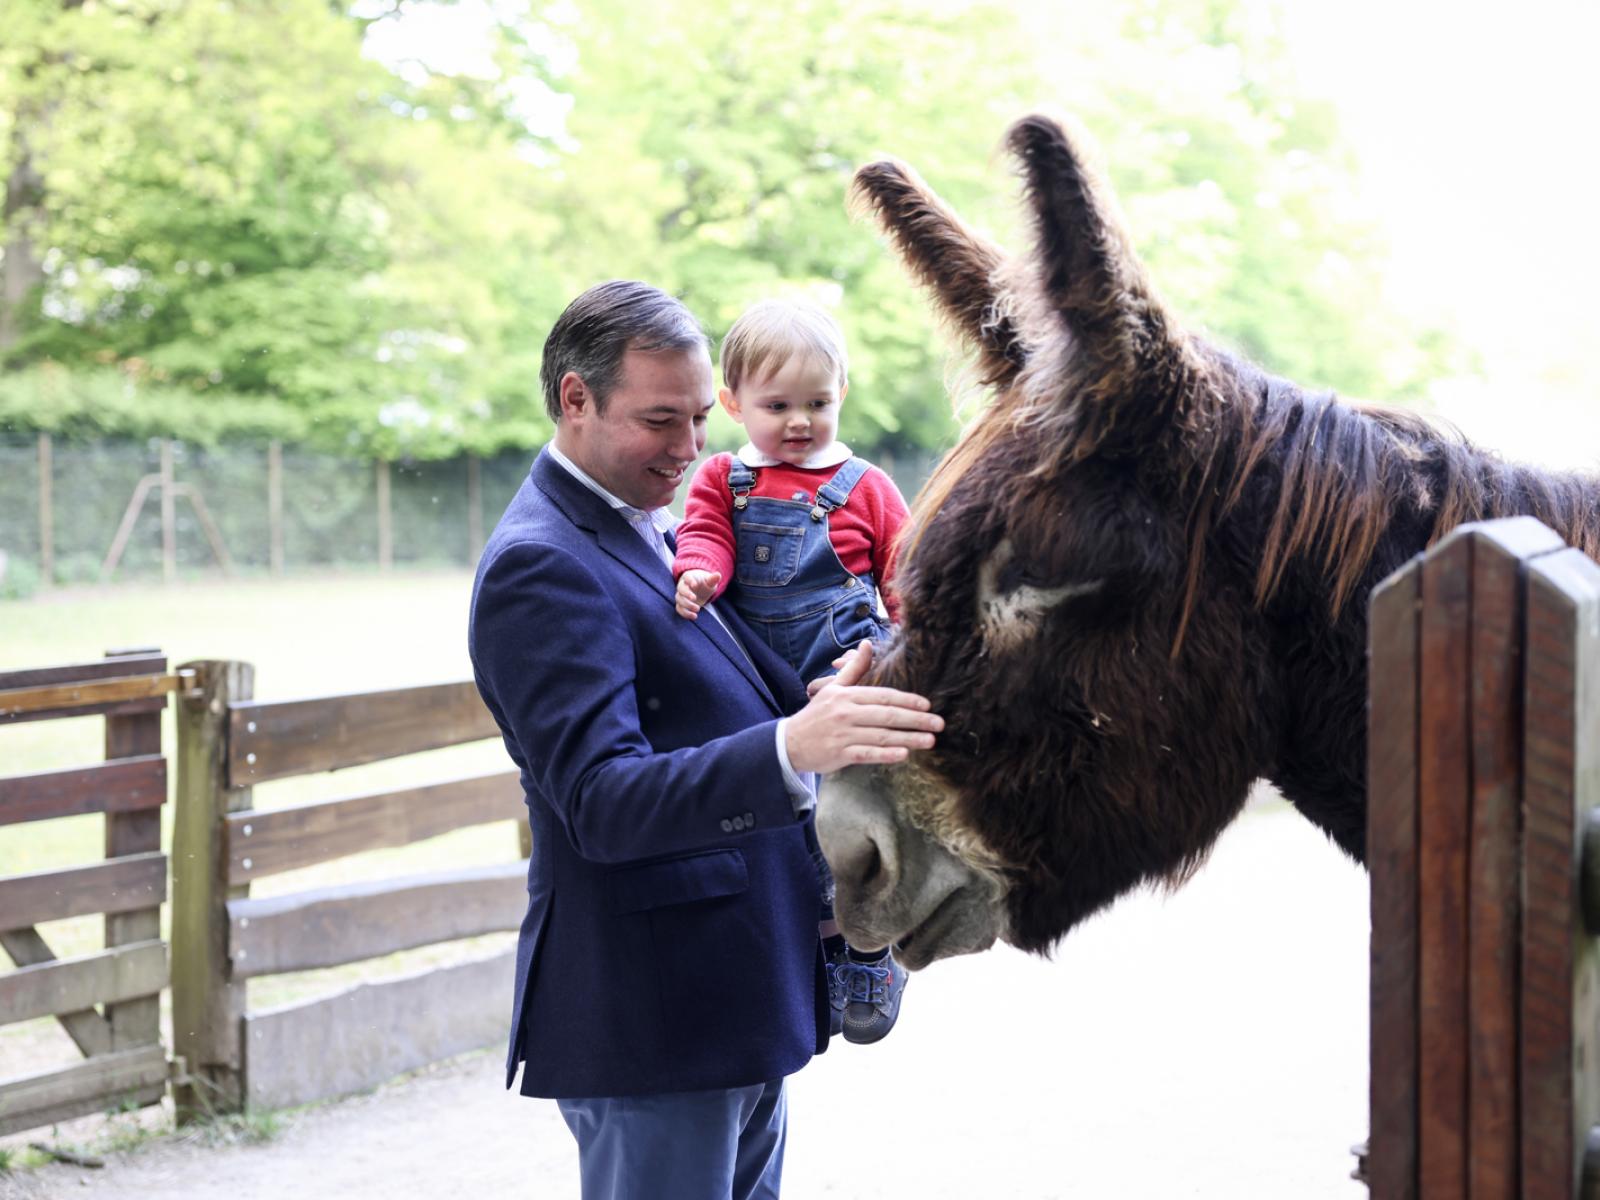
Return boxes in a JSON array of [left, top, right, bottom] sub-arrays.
[[545, 442, 814, 811]]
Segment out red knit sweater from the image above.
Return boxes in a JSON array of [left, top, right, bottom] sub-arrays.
[[673, 453, 909, 620]]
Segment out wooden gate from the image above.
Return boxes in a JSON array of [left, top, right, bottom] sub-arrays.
[[171, 661, 525, 1114], [0, 651, 182, 1135], [1367, 518, 1600, 1198]]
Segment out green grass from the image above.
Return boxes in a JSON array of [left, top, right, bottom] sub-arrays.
[[0, 570, 523, 1075]]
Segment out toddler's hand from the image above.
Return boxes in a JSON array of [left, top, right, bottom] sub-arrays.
[[675, 570, 721, 619]]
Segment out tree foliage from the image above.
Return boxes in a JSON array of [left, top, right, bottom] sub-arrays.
[[0, 0, 1463, 461]]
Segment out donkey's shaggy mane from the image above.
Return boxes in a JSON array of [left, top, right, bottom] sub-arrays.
[[902, 351, 1600, 652]]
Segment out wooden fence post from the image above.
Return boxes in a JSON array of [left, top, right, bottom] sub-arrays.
[[376, 459, 392, 571], [268, 441, 284, 576], [171, 659, 254, 1120], [159, 439, 177, 585], [467, 454, 483, 562], [37, 432, 53, 589], [102, 647, 165, 1053]]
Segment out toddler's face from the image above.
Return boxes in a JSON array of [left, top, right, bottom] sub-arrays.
[[724, 354, 846, 466]]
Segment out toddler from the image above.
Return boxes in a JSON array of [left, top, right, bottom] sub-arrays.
[[672, 298, 911, 1044]]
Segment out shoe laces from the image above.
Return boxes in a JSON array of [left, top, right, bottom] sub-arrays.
[[836, 961, 891, 1007]]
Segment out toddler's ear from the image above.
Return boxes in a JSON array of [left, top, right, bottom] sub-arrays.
[[718, 387, 743, 421]]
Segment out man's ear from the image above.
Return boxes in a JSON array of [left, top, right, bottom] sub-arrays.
[[559, 371, 592, 421], [718, 386, 744, 423]]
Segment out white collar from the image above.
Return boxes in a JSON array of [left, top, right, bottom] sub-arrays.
[[735, 441, 853, 470], [546, 442, 677, 533]]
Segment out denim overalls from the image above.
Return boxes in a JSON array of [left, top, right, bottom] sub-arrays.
[[724, 456, 891, 685]]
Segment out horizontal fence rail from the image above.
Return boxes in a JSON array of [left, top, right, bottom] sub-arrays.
[[227, 681, 502, 786], [221, 770, 520, 883]]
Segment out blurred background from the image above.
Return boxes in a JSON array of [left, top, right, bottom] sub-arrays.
[[2, 0, 1595, 595], [0, 3, 1595, 1192]]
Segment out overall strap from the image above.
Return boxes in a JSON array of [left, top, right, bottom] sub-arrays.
[[809, 457, 871, 522], [726, 458, 757, 510]]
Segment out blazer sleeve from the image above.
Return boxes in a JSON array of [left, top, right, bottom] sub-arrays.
[[471, 537, 799, 865]]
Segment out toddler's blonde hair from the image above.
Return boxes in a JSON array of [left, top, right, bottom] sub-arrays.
[[720, 299, 848, 392]]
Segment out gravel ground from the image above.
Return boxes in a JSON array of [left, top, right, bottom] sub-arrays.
[[4, 797, 1370, 1200]]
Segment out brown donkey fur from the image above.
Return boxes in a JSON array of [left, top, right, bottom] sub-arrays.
[[840, 114, 1600, 958]]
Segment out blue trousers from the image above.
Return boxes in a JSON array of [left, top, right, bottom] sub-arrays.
[[557, 1078, 787, 1200]]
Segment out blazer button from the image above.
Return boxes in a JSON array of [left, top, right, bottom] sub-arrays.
[[720, 818, 733, 833], [742, 812, 756, 827]]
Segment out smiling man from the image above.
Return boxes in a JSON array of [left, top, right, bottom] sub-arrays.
[[467, 280, 942, 1200]]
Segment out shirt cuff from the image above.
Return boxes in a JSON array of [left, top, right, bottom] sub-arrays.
[[774, 718, 816, 815]]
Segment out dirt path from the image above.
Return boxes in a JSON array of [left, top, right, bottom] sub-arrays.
[[5, 799, 1370, 1199]]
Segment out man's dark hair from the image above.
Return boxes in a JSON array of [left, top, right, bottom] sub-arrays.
[[540, 280, 710, 422]]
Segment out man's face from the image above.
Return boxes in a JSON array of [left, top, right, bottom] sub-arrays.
[[560, 346, 714, 510]]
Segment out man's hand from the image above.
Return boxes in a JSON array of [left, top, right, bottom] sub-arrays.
[[785, 641, 942, 773], [675, 569, 721, 619]]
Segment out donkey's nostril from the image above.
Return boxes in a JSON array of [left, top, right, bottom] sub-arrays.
[[859, 842, 882, 888], [830, 829, 891, 900]]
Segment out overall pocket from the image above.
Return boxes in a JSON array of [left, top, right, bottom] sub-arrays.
[[735, 522, 805, 588]]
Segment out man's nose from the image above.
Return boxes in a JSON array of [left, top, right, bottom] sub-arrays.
[[669, 423, 700, 462]]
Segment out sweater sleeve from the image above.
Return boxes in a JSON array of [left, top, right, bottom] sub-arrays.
[[864, 466, 912, 623], [672, 453, 738, 600]]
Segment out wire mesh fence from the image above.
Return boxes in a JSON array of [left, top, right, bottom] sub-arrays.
[[0, 435, 535, 594], [0, 435, 938, 597]]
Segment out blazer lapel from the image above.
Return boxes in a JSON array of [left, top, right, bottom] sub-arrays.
[[533, 452, 782, 712]]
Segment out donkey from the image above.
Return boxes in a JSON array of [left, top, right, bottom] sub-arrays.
[[816, 113, 1600, 972]]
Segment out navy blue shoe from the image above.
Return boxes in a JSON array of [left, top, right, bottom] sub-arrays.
[[838, 952, 906, 1045]]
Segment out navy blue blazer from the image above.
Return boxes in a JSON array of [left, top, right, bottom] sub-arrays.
[[468, 449, 829, 1099]]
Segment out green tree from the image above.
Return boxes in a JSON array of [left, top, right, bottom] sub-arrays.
[[1021, 0, 1464, 400], [538, 0, 1039, 454]]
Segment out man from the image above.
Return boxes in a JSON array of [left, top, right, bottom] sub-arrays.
[[468, 280, 942, 1199]]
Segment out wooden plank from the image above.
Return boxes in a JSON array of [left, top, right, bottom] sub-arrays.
[[1463, 521, 1561, 1200], [223, 770, 521, 883], [243, 948, 514, 1111], [0, 853, 166, 930], [0, 1044, 168, 1137], [0, 929, 112, 1057], [104, 688, 164, 1052], [227, 861, 525, 978], [1522, 549, 1600, 1199], [0, 653, 167, 693], [170, 660, 253, 1118], [1368, 557, 1422, 1200], [1418, 529, 1472, 1197], [0, 672, 181, 720], [0, 941, 166, 1026], [227, 681, 500, 786], [0, 756, 167, 828]]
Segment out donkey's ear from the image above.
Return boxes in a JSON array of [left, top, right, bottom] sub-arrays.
[[850, 158, 1025, 389], [1006, 115, 1190, 449]]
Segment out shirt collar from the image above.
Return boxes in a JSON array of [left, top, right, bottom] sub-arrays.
[[546, 441, 677, 533], [735, 441, 853, 470]]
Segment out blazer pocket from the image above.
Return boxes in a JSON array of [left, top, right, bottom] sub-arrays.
[[607, 849, 749, 915]]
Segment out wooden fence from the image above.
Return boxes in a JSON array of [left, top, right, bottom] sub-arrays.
[[171, 662, 525, 1113], [1367, 517, 1600, 1199], [0, 650, 182, 1135]]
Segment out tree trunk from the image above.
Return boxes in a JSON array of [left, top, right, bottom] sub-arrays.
[[0, 135, 46, 353], [2, 0, 88, 353]]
